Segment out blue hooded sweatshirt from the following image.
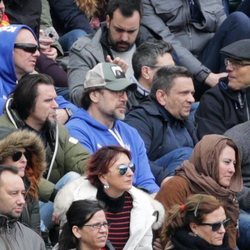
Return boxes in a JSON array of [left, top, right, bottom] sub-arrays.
[[0, 24, 78, 114], [66, 108, 159, 194]]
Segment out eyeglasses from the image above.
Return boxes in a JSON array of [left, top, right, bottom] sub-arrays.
[[12, 151, 30, 162], [118, 163, 135, 176], [224, 58, 250, 68], [14, 43, 39, 53], [199, 218, 231, 232], [83, 222, 110, 230]]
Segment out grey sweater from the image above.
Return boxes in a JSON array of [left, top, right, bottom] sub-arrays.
[[225, 121, 250, 211]]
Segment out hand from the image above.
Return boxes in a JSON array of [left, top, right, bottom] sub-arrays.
[[153, 238, 163, 250], [90, 16, 100, 29], [42, 47, 58, 61], [106, 55, 129, 73], [204, 72, 228, 87], [52, 212, 60, 225], [56, 109, 69, 125], [39, 30, 54, 50]]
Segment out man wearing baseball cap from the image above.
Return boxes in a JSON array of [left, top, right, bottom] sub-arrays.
[[195, 39, 250, 139], [66, 62, 159, 194]]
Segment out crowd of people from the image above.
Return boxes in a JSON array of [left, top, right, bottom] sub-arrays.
[[1, 0, 250, 249]]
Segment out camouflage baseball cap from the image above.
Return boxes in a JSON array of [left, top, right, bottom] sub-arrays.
[[84, 62, 137, 91]]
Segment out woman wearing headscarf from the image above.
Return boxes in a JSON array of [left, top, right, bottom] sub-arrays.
[[156, 134, 243, 249]]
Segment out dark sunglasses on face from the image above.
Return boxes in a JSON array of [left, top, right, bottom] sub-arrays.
[[118, 163, 135, 176], [14, 43, 39, 54], [12, 151, 30, 162], [199, 218, 231, 232]]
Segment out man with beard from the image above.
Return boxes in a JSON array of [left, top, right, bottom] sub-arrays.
[[0, 165, 46, 249], [0, 73, 89, 235], [68, 0, 144, 106], [66, 62, 159, 194]]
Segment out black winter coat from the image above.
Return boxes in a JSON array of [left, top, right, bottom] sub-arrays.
[[195, 79, 250, 140]]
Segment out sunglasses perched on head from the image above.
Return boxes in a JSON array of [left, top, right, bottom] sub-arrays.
[[14, 43, 39, 53], [199, 218, 231, 232], [12, 151, 30, 162], [118, 163, 135, 176]]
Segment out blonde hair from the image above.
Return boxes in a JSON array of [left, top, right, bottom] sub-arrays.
[[161, 194, 224, 246]]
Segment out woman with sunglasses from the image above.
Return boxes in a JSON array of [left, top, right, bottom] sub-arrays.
[[156, 134, 242, 249], [0, 127, 46, 233], [54, 145, 165, 250], [161, 194, 231, 250], [56, 199, 114, 250]]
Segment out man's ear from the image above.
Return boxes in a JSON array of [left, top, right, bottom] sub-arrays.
[[141, 66, 151, 80], [155, 89, 167, 106], [89, 91, 101, 103], [106, 15, 110, 28]]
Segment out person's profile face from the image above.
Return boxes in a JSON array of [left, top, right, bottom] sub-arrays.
[[13, 29, 40, 79], [106, 9, 140, 52], [190, 206, 227, 246], [217, 145, 236, 188]]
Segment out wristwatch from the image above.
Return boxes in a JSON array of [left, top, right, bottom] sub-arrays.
[[65, 108, 73, 120]]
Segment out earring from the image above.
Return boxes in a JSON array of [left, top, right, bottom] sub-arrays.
[[104, 183, 110, 189]]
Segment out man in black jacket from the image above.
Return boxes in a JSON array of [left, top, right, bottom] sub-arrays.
[[196, 39, 250, 140], [125, 66, 197, 185]]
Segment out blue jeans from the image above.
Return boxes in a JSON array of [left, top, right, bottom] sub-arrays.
[[237, 210, 250, 250], [40, 171, 81, 231], [154, 147, 193, 184], [59, 29, 86, 52]]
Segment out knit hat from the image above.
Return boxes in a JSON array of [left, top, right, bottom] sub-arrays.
[[84, 62, 137, 91], [220, 39, 250, 61]]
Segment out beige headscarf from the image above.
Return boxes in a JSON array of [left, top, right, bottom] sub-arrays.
[[177, 134, 243, 230]]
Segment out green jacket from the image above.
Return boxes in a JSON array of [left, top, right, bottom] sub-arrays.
[[0, 98, 89, 201]]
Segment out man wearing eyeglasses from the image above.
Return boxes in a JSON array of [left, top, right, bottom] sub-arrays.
[[66, 62, 160, 195], [0, 165, 46, 250], [195, 39, 250, 140]]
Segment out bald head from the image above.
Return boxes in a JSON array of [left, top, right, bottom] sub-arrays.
[[13, 28, 40, 80]]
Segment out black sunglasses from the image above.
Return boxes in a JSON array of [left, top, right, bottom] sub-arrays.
[[14, 43, 39, 53], [12, 151, 30, 162], [118, 163, 135, 176], [199, 218, 231, 232]]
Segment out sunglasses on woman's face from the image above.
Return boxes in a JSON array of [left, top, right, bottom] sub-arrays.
[[199, 218, 231, 232], [118, 163, 135, 176], [14, 43, 39, 54], [12, 151, 30, 162]]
